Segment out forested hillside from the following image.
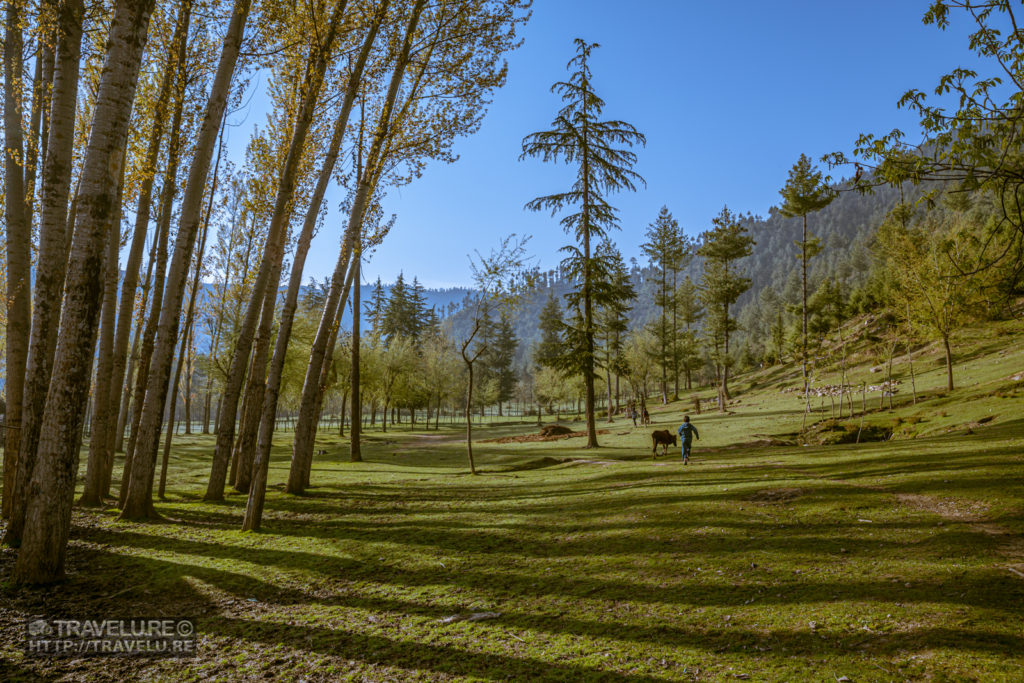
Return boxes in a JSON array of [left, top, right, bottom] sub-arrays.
[[444, 177, 911, 369]]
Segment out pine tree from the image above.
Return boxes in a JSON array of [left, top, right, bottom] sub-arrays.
[[779, 153, 836, 406], [594, 240, 634, 419], [520, 39, 645, 448], [382, 272, 410, 340], [698, 207, 754, 412], [675, 275, 703, 389], [641, 207, 682, 402], [365, 277, 387, 336], [534, 293, 564, 371], [488, 311, 518, 414]]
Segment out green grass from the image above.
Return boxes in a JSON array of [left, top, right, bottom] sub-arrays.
[[1, 318, 1022, 681]]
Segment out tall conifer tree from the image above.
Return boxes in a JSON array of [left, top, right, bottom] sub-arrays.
[[779, 153, 836, 406], [520, 39, 645, 447]]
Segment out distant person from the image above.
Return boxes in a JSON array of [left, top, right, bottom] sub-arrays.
[[642, 406, 651, 426], [630, 404, 638, 427], [677, 415, 700, 464]]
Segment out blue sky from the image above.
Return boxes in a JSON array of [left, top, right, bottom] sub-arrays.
[[231, 1, 990, 288]]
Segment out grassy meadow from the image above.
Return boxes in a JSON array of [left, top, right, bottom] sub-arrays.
[[1, 317, 1022, 681]]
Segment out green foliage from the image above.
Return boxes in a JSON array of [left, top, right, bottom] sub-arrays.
[[533, 292, 564, 371], [520, 38, 645, 441], [826, 1, 1024, 296], [779, 153, 837, 223], [699, 207, 755, 379]]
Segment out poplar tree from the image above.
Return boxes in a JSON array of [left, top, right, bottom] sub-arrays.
[[520, 39, 645, 448]]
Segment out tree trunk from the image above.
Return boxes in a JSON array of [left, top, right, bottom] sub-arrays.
[[234, 0, 351, 505], [721, 302, 731, 408], [350, 245, 362, 462], [184, 326, 193, 435], [943, 333, 954, 391], [115, 238, 157, 457], [801, 214, 809, 412], [4, 0, 86, 540], [118, 85, 184, 510], [126, 0, 253, 513], [290, 0, 424, 489], [159, 195, 213, 498], [100, 0, 190, 505], [80, 202, 122, 505], [464, 360, 476, 474], [13, 0, 156, 583], [2, 0, 32, 520]]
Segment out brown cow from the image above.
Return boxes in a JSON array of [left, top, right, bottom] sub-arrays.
[[651, 430, 676, 458]]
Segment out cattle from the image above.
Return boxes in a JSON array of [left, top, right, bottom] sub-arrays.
[[651, 429, 676, 458]]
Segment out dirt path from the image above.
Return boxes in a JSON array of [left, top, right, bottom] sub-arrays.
[[396, 433, 462, 453]]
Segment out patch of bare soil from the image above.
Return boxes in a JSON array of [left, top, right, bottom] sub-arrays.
[[539, 424, 575, 437], [396, 433, 461, 452], [505, 456, 573, 471], [893, 493, 990, 523], [705, 437, 794, 451], [745, 487, 803, 503], [482, 428, 610, 444]]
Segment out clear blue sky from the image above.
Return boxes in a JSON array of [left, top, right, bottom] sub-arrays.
[[238, 1, 990, 288]]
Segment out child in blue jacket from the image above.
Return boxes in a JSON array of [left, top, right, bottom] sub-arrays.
[[677, 415, 699, 464]]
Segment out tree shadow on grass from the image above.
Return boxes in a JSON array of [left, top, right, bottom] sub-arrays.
[[5, 541, 1019, 681], [86, 527, 1019, 615]]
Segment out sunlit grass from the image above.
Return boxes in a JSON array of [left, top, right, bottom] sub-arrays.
[[1, 318, 1021, 681]]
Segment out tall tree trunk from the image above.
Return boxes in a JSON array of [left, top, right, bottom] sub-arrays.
[[184, 329, 193, 435], [4, 0, 85, 538], [2, 0, 32, 520], [118, 90, 184, 510], [80, 199, 123, 505], [159, 192, 213, 498], [943, 333, 954, 391], [12, 0, 156, 582], [126, 0, 253, 514], [721, 302, 731, 405], [350, 246, 362, 462], [232, 0, 351, 503], [290, 0, 425, 490], [463, 359, 477, 474], [115, 233, 158, 457], [100, 0, 190, 499], [25, 17, 55, 221], [231, 287, 274, 493], [801, 214, 809, 412], [671, 267, 679, 400], [293, 261, 357, 491]]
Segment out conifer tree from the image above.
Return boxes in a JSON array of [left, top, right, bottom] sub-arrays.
[[641, 207, 686, 402], [779, 153, 836, 405], [534, 293, 564, 371], [675, 275, 703, 389], [595, 240, 634, 418], [365, 277, 387, 336], [698, 207, 754, 412], [520, 39, 645, 447], [489, 311, 519, 414]]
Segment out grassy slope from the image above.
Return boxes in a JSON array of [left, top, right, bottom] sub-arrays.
[[0, 318, 1022, 682]]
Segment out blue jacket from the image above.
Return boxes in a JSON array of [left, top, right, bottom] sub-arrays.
[[677, 422, 699, 442]]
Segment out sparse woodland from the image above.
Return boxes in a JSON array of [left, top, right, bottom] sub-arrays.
[[0, 1, 1023, 679]]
